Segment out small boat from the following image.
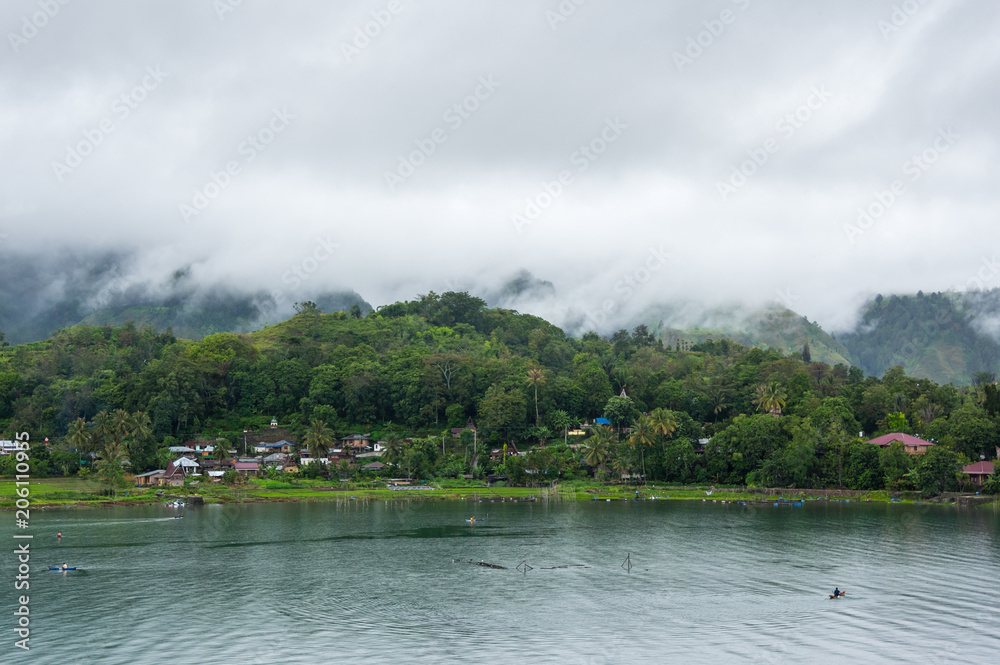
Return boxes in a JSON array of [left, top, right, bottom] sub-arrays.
[[465, 518, 485, 523], [49, 567, 77, 571], [174, 515, 184, 519], [829, 591, 847, 599]]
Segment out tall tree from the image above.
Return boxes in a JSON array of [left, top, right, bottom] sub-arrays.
[[526, 368, 546, 424], [303, 419, 335, 461], [627, 415, 656, 482]]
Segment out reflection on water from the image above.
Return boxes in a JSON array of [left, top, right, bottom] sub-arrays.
[[4, 500, 998, 664]]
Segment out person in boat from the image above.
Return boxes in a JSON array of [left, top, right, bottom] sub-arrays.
[[833, 587, 842, 597], [61, 563, 69, 570], [57, 532, 62, 539]]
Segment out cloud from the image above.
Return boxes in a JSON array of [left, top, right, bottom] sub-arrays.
[[2, 0, 999, 336]]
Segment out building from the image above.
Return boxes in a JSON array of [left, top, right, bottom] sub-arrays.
[[962, 461, 995, 485], [361, 461, 387, 472], [233, 461, 260, 476], [154, 457, 202, 486], [450, 418, 476, 439], [135, 470, 164, 486], [865, 433, 935, 455]]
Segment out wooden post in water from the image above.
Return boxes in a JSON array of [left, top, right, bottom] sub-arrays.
[[518, 556, 533, 575], [621, 553, 632, 573]]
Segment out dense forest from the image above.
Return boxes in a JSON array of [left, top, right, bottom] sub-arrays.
[[1, 292, 998, 496]]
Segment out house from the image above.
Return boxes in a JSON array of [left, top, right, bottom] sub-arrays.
[[0, 440, 23, 456], [693, 438, 711, 455], [168, 446, 197, 455], [200, 458, 234, 472], [451, 418, 477, 439], [154, 457, 202, 486], [866, 433, 935, 455], [340, 434, 373, 451], [490, 441, 520, 461], [962, 461, 995, 485], [263, 452, 293, 468], [233, 461, 260, 476], [594, 418, 611, 426], [361, 461, 387, 471], [328, 448, 352, 464], [135, 470, 164, 486]]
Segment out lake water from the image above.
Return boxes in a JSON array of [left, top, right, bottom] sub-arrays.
[[3, 498, 999, 664]]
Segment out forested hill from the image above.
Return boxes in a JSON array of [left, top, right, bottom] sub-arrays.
[[644, 304, 854, 367], [3, 291, 1000, 492], [838, 292, 1000, 386]]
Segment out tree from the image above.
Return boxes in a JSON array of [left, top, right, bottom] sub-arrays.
[[213, 438, 233, 462], [526, 368, 546, 424], [753, 382, 787, 416], [602, 395, 639, 431], [382, 431, 404, 468], [913, 445, 961, 497], [584, 426, 614, 472], [802, 342, 811, 363], [478, 385, 527, 440], [627, 415, 656, 482], [548, 409, 573, 445], [303, 419, 335, 461]]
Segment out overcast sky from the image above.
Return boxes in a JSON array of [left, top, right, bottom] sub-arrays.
[[1, 0, 997, 333]]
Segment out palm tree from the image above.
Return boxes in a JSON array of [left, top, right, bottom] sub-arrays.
[[303, 419, 335, 461], [648, 407, 678, 459], [526, 368, 546, 424], [91, 410, 112, 449], [67, 417, 89, 451], [584, 425, 614, 472], [131, 411, 152, 442], [754, 382, 787, 416], [627, 416, 656, 483], [527, 425, 553, 446], [382, 432, 404, 468], [111, 408, 133, 444], [918, 403, 942, 425], [548, 409, 573, 445], [213, 438, 233, 462]]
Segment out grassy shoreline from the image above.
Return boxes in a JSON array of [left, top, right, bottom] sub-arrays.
[[3, 477, 996, 511]]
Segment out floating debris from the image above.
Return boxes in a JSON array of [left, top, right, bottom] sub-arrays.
[[468, 560, 506, 569]]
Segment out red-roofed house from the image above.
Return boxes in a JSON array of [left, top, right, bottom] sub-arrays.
[[233, 461, 260, 476], [962, 461, 995, 485], [865, 433, 935, 455]]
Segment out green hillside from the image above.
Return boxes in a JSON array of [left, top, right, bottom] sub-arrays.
[[838, 292, 1000, 386], [641, 304, 855, 367]]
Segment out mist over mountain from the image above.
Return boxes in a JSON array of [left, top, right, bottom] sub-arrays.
[[0, 249, 369, 343]]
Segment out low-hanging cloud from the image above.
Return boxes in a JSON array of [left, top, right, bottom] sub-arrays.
[[2, 0, 998, 339]]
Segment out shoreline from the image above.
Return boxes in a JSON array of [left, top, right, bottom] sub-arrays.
[[4, 479, 997, 511]]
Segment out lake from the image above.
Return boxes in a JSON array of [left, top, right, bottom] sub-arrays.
[[3, 498, 999, 664]]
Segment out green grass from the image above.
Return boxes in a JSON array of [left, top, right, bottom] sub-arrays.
[[0, 477, 983, 509]]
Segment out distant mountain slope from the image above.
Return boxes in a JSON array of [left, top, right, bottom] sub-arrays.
[[837, 291, 1000, 385], [78, 290, 371, 340], [639, 304, 856, 367]]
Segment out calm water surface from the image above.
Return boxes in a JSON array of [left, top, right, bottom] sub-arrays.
[[3, 498, 998, 664]]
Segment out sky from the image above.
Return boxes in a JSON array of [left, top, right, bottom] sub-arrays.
[[1, 0, 998, 334]]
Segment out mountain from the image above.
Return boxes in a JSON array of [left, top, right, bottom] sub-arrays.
[[638, 303, 856, 367], [838, 291, 1000, 386]]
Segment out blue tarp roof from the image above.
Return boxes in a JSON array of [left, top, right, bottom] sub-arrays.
[[594, 418, 611, 425]]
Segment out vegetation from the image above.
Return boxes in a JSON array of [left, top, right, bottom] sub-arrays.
[[1, 291, 997, 498]]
